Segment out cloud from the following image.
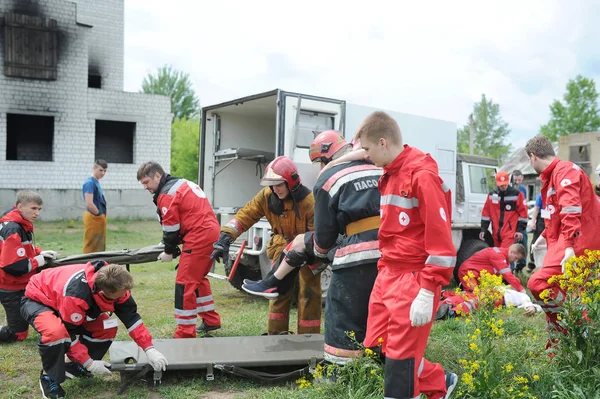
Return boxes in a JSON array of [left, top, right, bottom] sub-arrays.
[[123, 0, 600, 152]]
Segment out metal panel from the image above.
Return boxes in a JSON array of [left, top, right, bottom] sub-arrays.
[[109, 334, 324, 371]]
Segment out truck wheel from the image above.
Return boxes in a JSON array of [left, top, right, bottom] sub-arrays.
[[224, 258, 261, 292], [454, 239, 489, 286]]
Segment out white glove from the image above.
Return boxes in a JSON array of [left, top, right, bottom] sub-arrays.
[[560, 247, 575, 273], [157, 252, 173, 262], [86, 360, 112, 375], [40, 250, 58, 259], [33, 254, 46, 267], [409, 288, 435, 327], [145, 348, 168, 371], [526, 220, 536, 233], [531, 236, 546, 251]]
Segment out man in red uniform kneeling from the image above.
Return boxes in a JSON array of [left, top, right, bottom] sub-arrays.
[[357, 111, 458, 399], [21, 262, 167, 399]]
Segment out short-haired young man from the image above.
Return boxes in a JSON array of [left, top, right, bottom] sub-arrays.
[[357, 111, 457, 399], [82, 159, 108, 254], [525, 135, 600, 349], [21, 262, 167, 399], [458, 243, 526, 293], [137, 161, 221, 338], [0, 191, 57, 343]]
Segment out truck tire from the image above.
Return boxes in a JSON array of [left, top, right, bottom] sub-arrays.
[[224, 258, 261, 292], [454, 239, 489, 286]]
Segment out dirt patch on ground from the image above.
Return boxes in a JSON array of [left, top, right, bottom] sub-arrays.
[[199, 392, 237, 399]]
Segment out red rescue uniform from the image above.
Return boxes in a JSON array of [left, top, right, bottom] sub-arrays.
[[481, 186, 528, 248], [528, 159, 600, 340], [363, 145, 455, 399], [22, 262, 154, 384], [154, 175, 221, 338], [458, 247, 524, 292]]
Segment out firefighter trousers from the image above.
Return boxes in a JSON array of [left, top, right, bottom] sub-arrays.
[[364, 267, 447, 399], [0, 289, 29, 342], [268, 265, 322, 335], [174, 248, 220, 338], [527, 264, 567, 346], [20, 298, 117, 384], [324, 263, 378, 363]]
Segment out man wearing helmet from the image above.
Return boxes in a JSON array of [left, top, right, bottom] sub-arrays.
[[244, 130, 381, 365], [211, 156, 321, 335]]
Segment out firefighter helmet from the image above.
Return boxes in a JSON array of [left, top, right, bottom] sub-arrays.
[[309, 130, 351, 164], [260, 156, 301, 191]]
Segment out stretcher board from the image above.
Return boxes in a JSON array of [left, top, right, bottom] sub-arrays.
[[46, 244, 164, 268], [109, 334, 324, 373]]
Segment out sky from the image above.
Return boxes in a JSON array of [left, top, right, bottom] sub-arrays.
[[123, 0, 600, 153]]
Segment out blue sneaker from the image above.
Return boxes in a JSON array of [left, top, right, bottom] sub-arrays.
[[65, 361, 92, 379], [242, 280, 279, 299], [39, 371, 65, 399], [444, 370, 458, 399]]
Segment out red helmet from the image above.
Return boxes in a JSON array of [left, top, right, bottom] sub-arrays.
[[309, 130, 351, 164], [260, 156, 301, 191]]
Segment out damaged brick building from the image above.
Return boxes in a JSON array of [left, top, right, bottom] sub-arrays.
[[0, 0, 172, 219]]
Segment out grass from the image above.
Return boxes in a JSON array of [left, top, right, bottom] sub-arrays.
[[0, 221, 550, 398]]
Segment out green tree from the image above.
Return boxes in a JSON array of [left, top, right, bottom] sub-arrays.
[[540, 75, 600, 141], [141, 65, 200, 120], [171, 118, 199, 182], [457, 94, 512, 163]]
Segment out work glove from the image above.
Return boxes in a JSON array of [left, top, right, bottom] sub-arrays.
[[531, 236, 546, 251], [40, 250, 58, 259], [409, 288, 435, 327], [145, 348, 168, 371], [33, 254, 46, 268], [157, 252, 173, 262], [560, 247, 575, 273], [526, 220, 536, 233], [211, 232, 234, 263], [86, 360, 112, 375]]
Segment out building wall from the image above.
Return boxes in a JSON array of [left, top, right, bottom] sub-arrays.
[[0, 0, 172, 219]]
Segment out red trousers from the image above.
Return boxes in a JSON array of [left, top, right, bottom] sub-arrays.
[[492, 235, 514, 248], [174, 248, 220, 338], [364, 267, 447, 399], [527, 264, 566, 344]]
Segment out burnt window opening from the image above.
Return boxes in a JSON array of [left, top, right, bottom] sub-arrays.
[[95, 120, 135, 164], [3, 13, 58, 80], [6, 114, 54, 161], [88, 74, 101, 88]]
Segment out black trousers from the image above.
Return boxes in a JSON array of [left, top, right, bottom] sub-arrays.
[[0, 289, 28, 342]]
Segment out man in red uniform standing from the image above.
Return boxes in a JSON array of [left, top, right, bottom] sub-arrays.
[[480, 171, 528, 248], [21, 262, 167, 399], [526, 136, 600, 346], [138, 161, 221, 338], [458, 244, 526, 292], [357, 111, 457, 399]]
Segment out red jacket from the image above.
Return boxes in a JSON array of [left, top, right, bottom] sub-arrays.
[[0, 208, 42, 290], [378, 145, 456, 292], [459, 247, 524, 292], [540, 158, 600, 266], [25, 262, 153, 365], [481, 186, 528, 243], [153, 175, 220, 254]]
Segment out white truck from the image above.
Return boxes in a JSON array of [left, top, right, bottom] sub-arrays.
[[198, 89, 498, 297]]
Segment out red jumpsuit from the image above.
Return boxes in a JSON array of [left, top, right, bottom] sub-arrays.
[[0, 208, 43, 342], [458, 247, 524, 292], [527, 159, 600, 340], [481, 186, 528, 247], [154, 175, 221, 338], [363, 145, 455, 399], [22, 262, 154, 384]]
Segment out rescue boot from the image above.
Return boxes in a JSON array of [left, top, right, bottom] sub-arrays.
[[39, 371, 65, 399], [242, 280, 279, 299], [64, 361, 92, 379], [0, 326, 17, 342], [444, 370, 458, 399], [196, 320, 221, 334]]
